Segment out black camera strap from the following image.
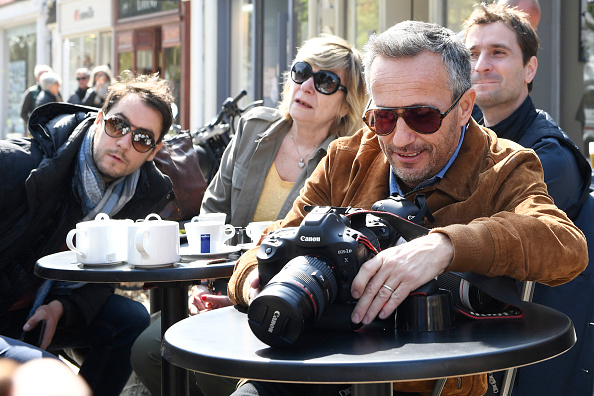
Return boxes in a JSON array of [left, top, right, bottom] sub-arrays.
[[412, 194, 435, 224], [437, 272, 524, 320]]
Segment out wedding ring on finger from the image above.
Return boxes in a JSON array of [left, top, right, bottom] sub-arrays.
[[382, 284, 395, 293]]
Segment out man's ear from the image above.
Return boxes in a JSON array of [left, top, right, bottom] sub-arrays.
[[457, 88, 476, 127], [146, 141, 164, 162], [525, 56, 538, 84]]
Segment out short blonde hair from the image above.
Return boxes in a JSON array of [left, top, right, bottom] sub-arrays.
[[278, 34, 367, 138]]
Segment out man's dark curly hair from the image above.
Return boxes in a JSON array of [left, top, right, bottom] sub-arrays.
[[102, 71, 174, 142]]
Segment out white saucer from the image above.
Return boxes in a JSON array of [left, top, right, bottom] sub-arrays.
[[79, 261, 124, 267], [132, 262, 175, 269], [179, 245, 241, 259], [237, 243, 257, 251]]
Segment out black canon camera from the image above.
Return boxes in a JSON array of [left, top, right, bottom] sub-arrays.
[[247, 205, 412, 348]]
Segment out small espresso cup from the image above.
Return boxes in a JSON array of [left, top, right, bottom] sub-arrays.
[[185, 220, 235, 253], [66, 213, 131, 264], [127, 213, 180, 267], [246, 221, 274, 243]]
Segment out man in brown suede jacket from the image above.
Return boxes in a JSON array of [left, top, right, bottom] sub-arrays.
[[229, 21, 587, 396]]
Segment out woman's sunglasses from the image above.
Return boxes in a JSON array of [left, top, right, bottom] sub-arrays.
[[291, 61, 347, 95], [103, 115, 157, 153], [362, 91, 465, 136]]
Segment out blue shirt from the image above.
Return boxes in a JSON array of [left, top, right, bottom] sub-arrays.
[[389, 125, 467, 196]]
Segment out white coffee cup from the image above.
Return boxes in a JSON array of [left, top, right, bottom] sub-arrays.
[[127, 213, 180, 267], [192, 213, 227, 223], [66, 213, 131, 264], [246, 221, 274, 243], [185, 220, 235, 253]]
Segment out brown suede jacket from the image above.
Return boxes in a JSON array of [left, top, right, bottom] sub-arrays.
[[228, 119, 588, 396]]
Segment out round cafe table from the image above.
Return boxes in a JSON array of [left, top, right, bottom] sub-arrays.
[[163, 303, 575, 396], [35, 250, 237, 396]]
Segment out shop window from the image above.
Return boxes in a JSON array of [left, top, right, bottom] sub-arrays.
[[345, 0, 379, 49], [447, 0, 488, 32], [137, 50, 154, 75], [579, 0, 594, 156], [164, 46, 181, 122], [119, 52, 134, 73], [6, 26, 36, 137], [64, 32, 112, 103], [230, 0, 254, 104]]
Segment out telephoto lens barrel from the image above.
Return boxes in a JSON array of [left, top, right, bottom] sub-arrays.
[[248, 255, 337, 348]]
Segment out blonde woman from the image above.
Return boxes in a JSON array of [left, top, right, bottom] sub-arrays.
[[131, 34, 367, 396], [201, 34, 367, 227]]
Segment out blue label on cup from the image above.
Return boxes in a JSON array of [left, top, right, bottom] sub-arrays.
[[201, 234, 211, 253]]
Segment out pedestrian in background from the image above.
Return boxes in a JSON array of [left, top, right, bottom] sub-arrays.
[[19, 64, 52, 134], [67, 68, 91, 105], [35, 72, 63, 108], [81, 64, 113, 108]]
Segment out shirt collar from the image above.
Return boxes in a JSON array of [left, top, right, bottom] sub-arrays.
[[389, 125, 467, 195]]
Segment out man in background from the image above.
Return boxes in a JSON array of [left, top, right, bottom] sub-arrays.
[[464, 4, 592, 395], [67, 68, 91, 105], [19, 64, 52, 134]]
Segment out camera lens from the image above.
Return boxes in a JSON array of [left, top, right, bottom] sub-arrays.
[[248, 255, 338, 348]]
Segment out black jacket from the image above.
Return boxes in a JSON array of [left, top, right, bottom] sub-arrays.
[[483, 97, 591, 220], [35, 91, 60, 108], [0, 102, 173, 329], [67, 87, 89, 105]]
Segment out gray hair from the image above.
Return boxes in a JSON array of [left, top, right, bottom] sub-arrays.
[[363, 21, 472, 100], [39, 72, 61, 91]]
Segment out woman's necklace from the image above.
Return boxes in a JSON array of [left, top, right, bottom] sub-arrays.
[[290, 132, 316, 168]]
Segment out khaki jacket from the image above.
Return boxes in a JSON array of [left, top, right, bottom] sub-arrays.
[[201, 106, 336, 227], [229, 119, 588, 395]]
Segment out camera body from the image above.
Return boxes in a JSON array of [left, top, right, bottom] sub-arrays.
[[248, 206, 398, 348]]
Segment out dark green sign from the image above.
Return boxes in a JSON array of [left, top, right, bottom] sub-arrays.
[[118, 0, 179, 19]]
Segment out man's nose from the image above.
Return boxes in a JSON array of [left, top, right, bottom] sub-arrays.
[[116, 130, 134, 151], [390, 117, 417, 147], [472, 52, 491, 72]]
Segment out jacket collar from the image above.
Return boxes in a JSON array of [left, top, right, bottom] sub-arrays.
[[392, 119, 507, 203], [487, 96, 538, 142]]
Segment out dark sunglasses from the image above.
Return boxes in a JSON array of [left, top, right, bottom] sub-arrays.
[[103, 116, 157, 153], [291, 61, 347, 95], [77, 76, 89, 81], [362, 91, 466, 136]]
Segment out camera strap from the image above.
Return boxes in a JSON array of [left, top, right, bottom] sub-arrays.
[[437, 272, 524, 320], [411, 194, 435, 224]]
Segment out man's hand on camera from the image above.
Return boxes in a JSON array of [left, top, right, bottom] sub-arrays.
[[350, 232, 453, 325]]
